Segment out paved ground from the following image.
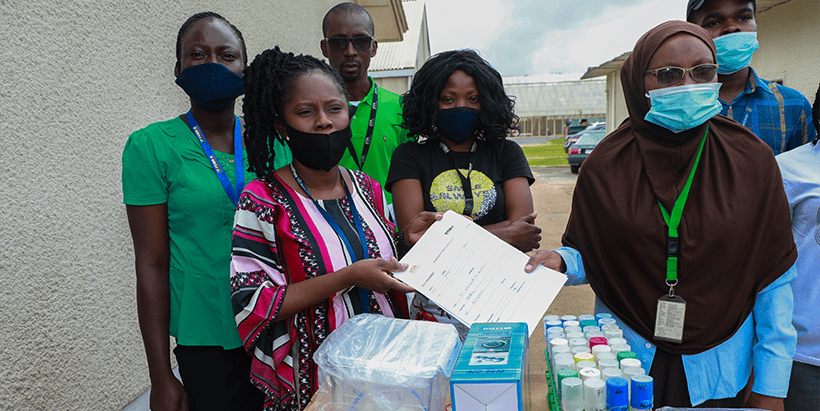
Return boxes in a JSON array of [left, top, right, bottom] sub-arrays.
[[526, 165, 595, 410]]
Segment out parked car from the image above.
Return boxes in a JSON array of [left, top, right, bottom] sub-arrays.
[[567, 130, 606, 173], [564, 122, 606, 153]]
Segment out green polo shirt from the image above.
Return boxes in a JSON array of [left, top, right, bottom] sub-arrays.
[[339, 78, 411, 204], [122, 116, 291, 348]]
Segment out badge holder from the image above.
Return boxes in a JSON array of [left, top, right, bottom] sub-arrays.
[[655, 282, 686, 344]]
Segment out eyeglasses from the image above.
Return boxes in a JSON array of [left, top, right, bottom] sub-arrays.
[[324, 36, 373, 51], [644, 63, 719, 87]]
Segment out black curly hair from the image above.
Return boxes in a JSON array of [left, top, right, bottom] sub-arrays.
[[176, 12, 247, 65], [243, 46, 348, 179], [812, 82, 819, 145], [402, 49, 518, 142]]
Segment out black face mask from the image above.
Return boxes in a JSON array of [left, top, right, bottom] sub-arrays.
[[284, 124, 352, 172], [175, 63, 244, 111]]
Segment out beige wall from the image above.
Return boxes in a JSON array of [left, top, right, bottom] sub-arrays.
[[605, 71, 629, 134], [753, 0, 820, 100], [0, 1, 340, 409], [374, 76, 411, 95]]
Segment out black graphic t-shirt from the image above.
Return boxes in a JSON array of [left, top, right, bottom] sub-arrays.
[[386, 139, 534, 226]]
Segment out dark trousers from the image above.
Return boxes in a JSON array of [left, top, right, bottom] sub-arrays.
[[174, 345, 265, 411], [785, 360, 820, 411]]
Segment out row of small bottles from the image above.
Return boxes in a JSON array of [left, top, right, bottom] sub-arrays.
[[544, 314, 654, 411]]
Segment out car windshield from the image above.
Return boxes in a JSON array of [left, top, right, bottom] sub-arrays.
[[575, 132, 606, 145]]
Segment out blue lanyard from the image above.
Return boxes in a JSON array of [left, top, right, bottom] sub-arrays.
[[185, 110, 244, 207], [290, 165, 372, 313]]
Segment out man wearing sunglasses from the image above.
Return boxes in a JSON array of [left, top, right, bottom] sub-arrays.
[[320, 2, 412, 209], [687, 0, 815, 155]]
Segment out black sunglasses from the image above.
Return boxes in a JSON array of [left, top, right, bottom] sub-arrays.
[[324, 36, 373, 51]]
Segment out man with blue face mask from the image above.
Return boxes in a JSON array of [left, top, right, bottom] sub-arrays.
[[687, 0, 815, 155]]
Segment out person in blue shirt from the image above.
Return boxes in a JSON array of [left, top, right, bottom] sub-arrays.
[[775, 84, 820, 411], [527, 21, 797, 411], [686, 0, 815, 154]]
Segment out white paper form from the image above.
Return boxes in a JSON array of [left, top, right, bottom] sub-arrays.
[[396, 210, 568, 336]]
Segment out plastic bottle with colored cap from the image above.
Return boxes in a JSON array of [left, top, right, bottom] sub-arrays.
[[601, 367, 623, 381], [607, 337, 627, 347], [616, 351, 638, 364], [579, 314, 597, 328], [619, 357, 641, 370], [630, 374, 654, 411], [556, 368, 579, 396], [605, 328, 624, 340], [578, 366, 602, 381], [554, 356, 577, 387], [561, 315, 578, 324], [606, 377, 629, 411], [590, 336, 608, 349], [576, 361, 598, 372], [584, 377, 607, 411], [561, 377, 584, 411]]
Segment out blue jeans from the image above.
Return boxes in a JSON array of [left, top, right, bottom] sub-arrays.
[[784, 360, 820, 411]]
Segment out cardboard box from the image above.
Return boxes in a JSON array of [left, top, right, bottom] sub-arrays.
[[450, 323, 530, 411]]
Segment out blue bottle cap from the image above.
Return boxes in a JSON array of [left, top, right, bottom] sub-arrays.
[[606, 377, 629, 409], [630, 374, 654, 410]]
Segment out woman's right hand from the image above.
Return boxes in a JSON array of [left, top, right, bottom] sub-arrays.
[[150, 372, 189, 411], [347, 258, 415, 294]]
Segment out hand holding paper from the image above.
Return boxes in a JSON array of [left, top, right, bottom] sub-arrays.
[[395, 210, 567, 336]]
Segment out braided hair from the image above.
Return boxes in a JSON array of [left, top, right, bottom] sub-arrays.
[[813, 82, 819, 145], [402, 49, 518, 142], [176, 12, 248, 65], [243, 46, 347, 179]]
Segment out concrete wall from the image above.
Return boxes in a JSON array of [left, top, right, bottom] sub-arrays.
[[753, 0, 820, 100], [0, 0, 339, 409]]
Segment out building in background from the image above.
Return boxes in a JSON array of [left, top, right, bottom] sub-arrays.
[[580, 52, 630, 135], [0, 1, 407, 410], [582, 0, 819, 135], [370, 0, 431, 95], [504, 78, 606, 137]]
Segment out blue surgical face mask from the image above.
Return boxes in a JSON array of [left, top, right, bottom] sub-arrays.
[[714, 32, 759, 75], [644, 83, 722, 133], [175, 62, 245, 111], [436, 107, 480, 143]]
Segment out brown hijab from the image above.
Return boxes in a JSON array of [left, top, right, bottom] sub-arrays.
[[562, 21, 796, 355]]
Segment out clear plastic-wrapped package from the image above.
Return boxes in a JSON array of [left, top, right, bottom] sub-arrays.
[[307, 314, 462, 411]]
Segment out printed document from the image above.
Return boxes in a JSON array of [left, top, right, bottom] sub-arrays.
[[395, 210, 567, 336]]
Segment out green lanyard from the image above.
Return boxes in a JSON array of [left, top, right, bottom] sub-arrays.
[[657, 125, 709, 296]]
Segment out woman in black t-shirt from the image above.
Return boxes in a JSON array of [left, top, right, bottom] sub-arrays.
[[386, 50, 541, 337], [387, 49, 540, 251]]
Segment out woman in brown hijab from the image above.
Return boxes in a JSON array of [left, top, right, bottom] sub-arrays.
[[530, 21, 797, 410]]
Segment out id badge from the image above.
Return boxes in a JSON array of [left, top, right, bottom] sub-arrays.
[[654, 294, 686, 344]]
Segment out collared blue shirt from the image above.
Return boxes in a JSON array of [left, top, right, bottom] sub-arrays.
[[777, 142, 820, 367], [720, 68, 816, 155], [555, 246, 797, 406]]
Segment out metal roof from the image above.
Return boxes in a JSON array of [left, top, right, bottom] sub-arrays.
[[370, 0, 427, 72], [581, 52, 630, 80], [503, 78, 606, 117]]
